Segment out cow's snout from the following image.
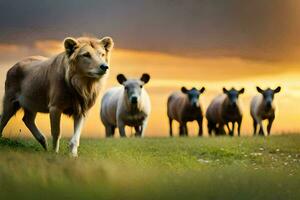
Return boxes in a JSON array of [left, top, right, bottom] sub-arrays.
[[131, 96, 138, 104], [266, 101, 272, 109], [191, 101, 199, 107], [99, 64, 109, 71], [231, 102, 237, 108]]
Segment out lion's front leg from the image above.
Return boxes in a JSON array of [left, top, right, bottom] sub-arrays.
[[70, 115, 85, 157], [50, 107, 62, 153]]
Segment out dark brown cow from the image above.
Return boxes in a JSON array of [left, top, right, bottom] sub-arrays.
[[167, 87, 205, 137], [206, 88, 244, 136]]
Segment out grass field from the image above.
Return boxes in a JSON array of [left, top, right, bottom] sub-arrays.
[[0, 135, 299, 200]]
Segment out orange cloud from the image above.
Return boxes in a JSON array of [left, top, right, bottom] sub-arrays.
[[0, 44, 31, 63], [34, 40, 63, 55], [0, 44, 20, 53]]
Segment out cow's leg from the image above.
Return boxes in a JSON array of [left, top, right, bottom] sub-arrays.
[[207, 121, 214, 136], [22, 109, 47, 150], [183, 122, 188, 136], [253, 120, 258, 136], [105, 125, 113, 137], [139, 118, 148, 137], [207, 122, 212, 136], [179, 124, 184, 136], [218, 124, 226, 135], [214, 125, 218, 135], [0, 97, 20, 136], [267, 117, 274, 136], [49, 107, 62, 153], [214, 123, 219, 135], [134, 126, 141, 137], [226, 123, 232, 136], [237, 120, 242, 136], [228, 122, 236, 136], [197, 118, 203, 137], [111, 126, 116, 137], [169, 118, 173, 137], [258, 119, 265, 136], [118, 121, 126, 138], [233, 122, 236, 136], [70, 115, 85, 157]]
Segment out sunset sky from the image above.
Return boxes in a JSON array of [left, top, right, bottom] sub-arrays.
[[0, 0, 299, 137]]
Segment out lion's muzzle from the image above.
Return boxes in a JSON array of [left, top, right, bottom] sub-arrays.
[[99, 64, 109, 72]]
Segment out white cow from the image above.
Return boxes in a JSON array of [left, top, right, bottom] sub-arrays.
[[250, 86, 281, 136], [100, 74, 151, 137]]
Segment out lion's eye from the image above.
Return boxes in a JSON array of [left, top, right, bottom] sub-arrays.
[[82, 52, 91, 58], [101, 53, 105, 57]]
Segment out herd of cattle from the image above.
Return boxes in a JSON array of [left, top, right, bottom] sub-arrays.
[[100, 73, 281, 138], [0, 36, 282, 156]]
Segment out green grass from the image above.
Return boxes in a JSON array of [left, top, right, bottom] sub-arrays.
[[0, 135, 299, 200]]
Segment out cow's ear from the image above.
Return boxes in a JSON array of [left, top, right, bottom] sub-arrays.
[[140, 73, 150, 84], [64, 37, 79, 56], [199, 87, 205, 93], [181, 87, 188, 94], [256, 86, 263, 93], [223, 87, 228, 94], [274, 86, 281, 93], [239, 88, 245, 94], [99, 37, 114, 52], [117, 74, 127, 85]]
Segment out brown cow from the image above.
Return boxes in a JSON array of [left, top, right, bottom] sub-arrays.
[[206, 88, 244, 136], [167, 87, 205, 137], [250, 86, 281, 136]]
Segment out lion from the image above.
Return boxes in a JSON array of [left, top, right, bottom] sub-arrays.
[[0, 36, 114, 156]]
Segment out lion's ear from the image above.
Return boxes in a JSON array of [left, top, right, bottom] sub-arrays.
[[64, 37, 79, 56], [99, 37, 114, 52]]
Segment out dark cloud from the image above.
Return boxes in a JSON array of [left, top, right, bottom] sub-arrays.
[[0, 0, 299, 61]]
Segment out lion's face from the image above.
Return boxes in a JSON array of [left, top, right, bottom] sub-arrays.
[[64, 36, 114, 79]]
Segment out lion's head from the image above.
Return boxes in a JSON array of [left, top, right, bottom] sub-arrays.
[[64, 36, 114, 79]]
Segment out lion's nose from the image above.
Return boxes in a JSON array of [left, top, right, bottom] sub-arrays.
[[100, 64, 109, 71]]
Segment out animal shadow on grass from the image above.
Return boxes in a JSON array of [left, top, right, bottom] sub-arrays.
[[0, 137, 43, 152]]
